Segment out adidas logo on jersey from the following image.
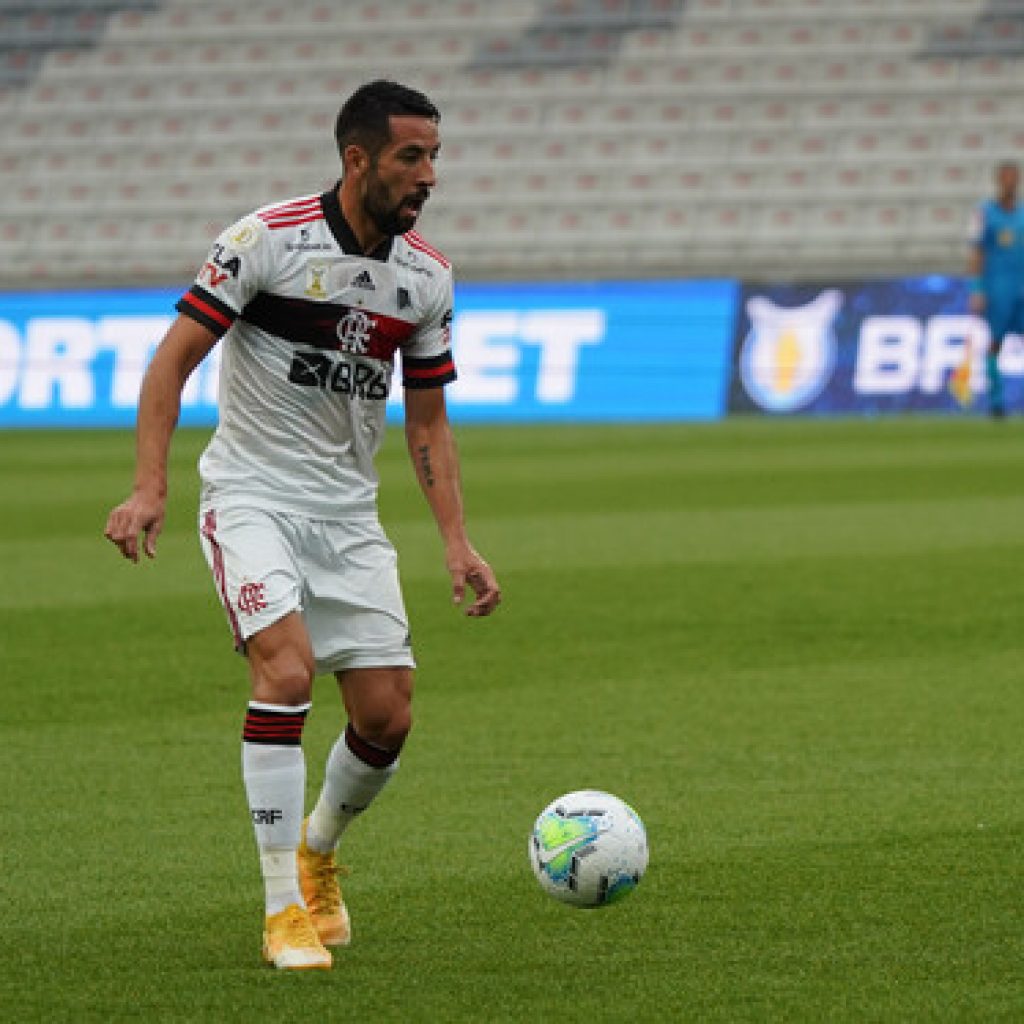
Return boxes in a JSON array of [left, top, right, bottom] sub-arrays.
[[351, 270, 376, 290]]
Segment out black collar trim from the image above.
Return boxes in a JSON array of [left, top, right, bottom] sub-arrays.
[[321, 182, 393, 262]]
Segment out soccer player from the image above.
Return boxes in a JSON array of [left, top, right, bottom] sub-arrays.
[[104, 80, 501, 971], [968, 159, 1024, 417]]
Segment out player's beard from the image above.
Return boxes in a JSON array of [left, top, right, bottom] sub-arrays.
[[363, 171, 427, 237]]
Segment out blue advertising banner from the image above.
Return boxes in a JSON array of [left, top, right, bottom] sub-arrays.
[[0, 288, 215, 429], [729, 277, 1019, 415], [443, 280, 738, 423], [0, 280, 738, 427]]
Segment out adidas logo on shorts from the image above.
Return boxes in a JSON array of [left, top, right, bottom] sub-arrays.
[[351, 270, 376, 290]]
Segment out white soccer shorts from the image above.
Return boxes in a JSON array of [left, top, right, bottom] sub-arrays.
[[198, 505, 415, 673]]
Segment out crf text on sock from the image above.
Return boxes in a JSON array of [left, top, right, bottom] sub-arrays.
[[252, 808, 284, 825]]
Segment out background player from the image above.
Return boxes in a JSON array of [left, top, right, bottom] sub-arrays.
[[104, 80, 501, 970], [968, 159, 1024, 418]]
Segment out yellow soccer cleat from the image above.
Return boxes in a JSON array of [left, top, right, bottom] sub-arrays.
[[298, 819, 352, 947], [261, 903, 332, 971]]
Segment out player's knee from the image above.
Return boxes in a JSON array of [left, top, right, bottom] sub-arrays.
[[384, 703, 413, 750], [250, 646, 315, 705], [356, 698, 412, 752]]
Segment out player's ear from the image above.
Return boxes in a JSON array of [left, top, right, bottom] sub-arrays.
[[343, 143, 371, 178]]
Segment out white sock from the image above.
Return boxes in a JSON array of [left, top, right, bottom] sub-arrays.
[[242, 701, 310, 916], [259, 848, 302, 918], [306, 725, 400, 854]]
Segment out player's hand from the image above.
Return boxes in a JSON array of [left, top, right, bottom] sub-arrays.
[[970, 291, 986, 314], [446, 541, 501, 617], [104, 489, 166, 563]]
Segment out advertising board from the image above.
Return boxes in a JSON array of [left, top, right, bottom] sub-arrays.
[[729, 278, 1016, 415], [0, 280, 739, 427]]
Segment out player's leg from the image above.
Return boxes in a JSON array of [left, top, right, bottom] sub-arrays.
[[244, 613, 316, 918], [198, 507, 329, 969], [984, 300, 1010, 417], [986, 337, 1006, 418], [297, 518, 416, 944], [299, 667, 412, 945], [308, 666, 412, 847], [244, 615, 331, 969], [1005, 294, 1024, 416]]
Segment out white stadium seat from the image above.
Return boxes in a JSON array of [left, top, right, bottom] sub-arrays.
[[0, 0, 1018, 282]]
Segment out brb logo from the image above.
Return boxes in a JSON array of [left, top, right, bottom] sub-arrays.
[[853, 314, 989, 396], [288, 350, 389, 400], [336, 309, 376, 355], [738, 290, 842, 412]]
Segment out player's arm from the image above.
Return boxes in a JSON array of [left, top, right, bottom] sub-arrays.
[[968, 244, 986, 313], [968, 208, 986, 314], [404, 387, 501, 617], [104, 315, 218, 562]]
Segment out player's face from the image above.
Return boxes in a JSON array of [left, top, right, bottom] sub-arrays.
[[362, 115, 439, 237], [997, 164, 1019, 203]]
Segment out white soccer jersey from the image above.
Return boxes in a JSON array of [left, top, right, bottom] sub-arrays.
[[177, 184, 455, 519]]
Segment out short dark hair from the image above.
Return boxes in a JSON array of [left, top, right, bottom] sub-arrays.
[[335, 80, 439, 162]]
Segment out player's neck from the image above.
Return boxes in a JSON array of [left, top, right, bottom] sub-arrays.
[[998, 195, 1017, 212], [338, 186, 388, 256]]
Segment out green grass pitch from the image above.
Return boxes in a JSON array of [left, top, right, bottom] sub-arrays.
[[2, 417, 1023, 1022]]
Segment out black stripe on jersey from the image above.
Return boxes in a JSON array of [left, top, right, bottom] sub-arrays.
[[404, 351, 453, 370], [241, 292, 353, 349], [175, 284, 238, 337], [402, 350, 457, 390], [240, 291, 415, 360]]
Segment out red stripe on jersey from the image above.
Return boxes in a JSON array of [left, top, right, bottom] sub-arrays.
[[182, 292, 233, 329], [262, 211, 325, 230], [257, 206, 320, 225], [405, 359, 455, 379], [257, 196, 321, 222], [260, 204, 320, 219], [367, 311, 419, 359], [258, 198, 317, 219], [404, 231, 450, 269]]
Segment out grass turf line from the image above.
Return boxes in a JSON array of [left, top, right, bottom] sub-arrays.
[[1, 418, 1023, 1022]]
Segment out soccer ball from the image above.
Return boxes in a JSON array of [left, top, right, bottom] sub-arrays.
[[528, 790, 648, 908]]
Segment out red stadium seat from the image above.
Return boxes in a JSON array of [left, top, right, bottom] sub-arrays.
[[0, 220, 30, 257], [913, 202, 965, 242], [754, 204, 808, 243]]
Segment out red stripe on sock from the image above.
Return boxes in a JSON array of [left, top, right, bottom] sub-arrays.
[[243, 706, 308, 745], [344, 724, 400, 768]]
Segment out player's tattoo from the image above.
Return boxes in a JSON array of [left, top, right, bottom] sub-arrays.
[[417, 444, 435, 487]]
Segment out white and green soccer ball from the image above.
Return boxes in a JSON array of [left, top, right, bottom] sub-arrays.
[[528, 790, 648, 908]]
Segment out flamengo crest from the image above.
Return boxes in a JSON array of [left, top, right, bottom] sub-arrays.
[[336, 309, 376, 354]]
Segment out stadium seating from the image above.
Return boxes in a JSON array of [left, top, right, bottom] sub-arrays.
[[2, 0, 1024, 285]]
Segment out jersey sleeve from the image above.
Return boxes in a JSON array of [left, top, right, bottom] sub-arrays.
[[401, 269, 456, 390], [175, 214, 269, 337]]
